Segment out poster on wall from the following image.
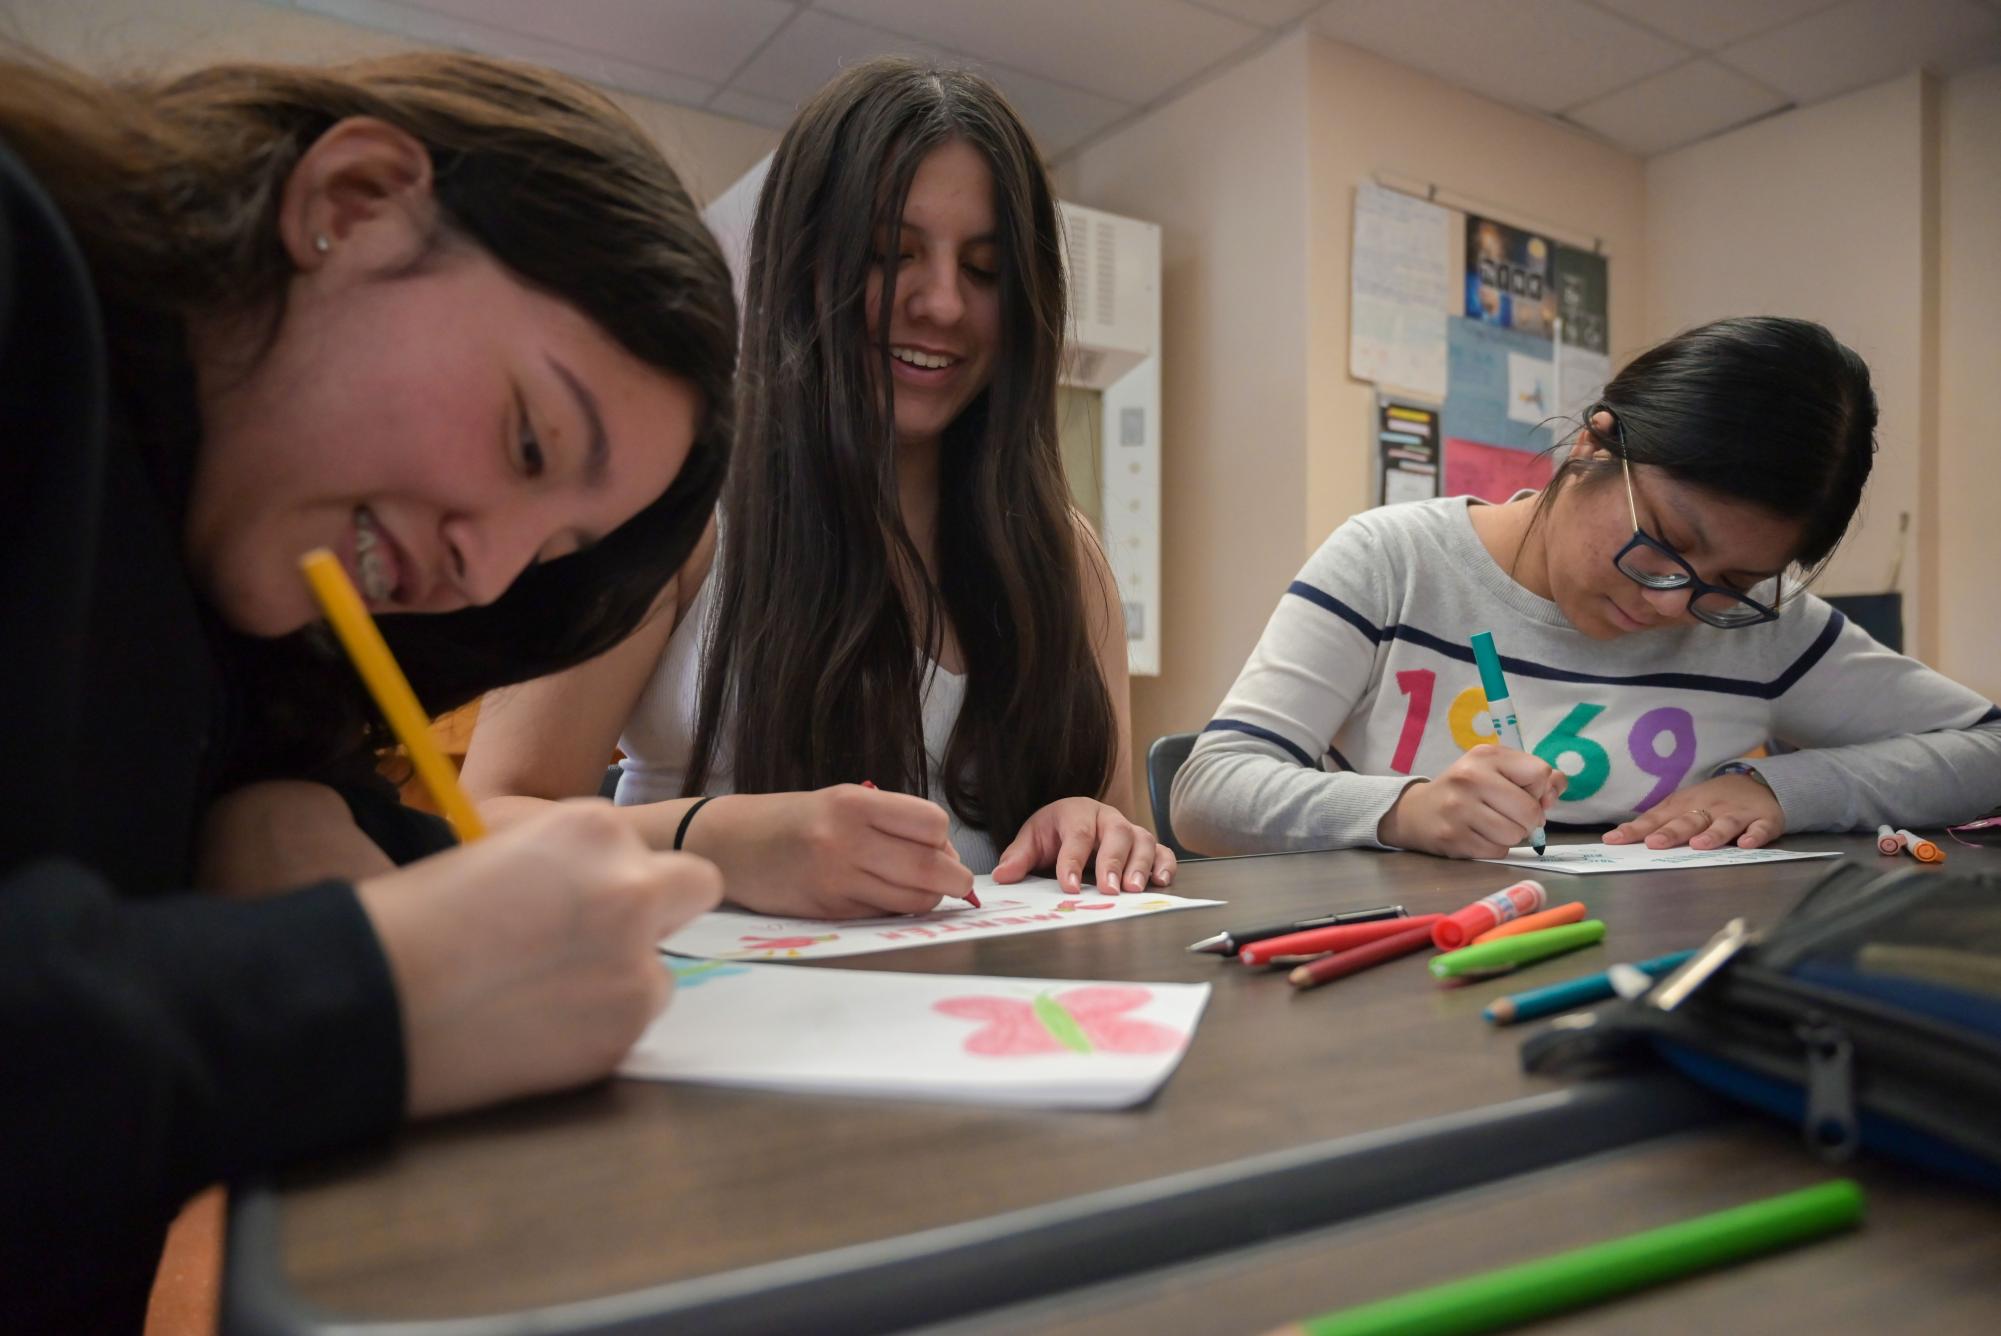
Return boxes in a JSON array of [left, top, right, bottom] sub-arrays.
[[1444, 437, 1552, 503], [1465, 213, 1557, 337], [1443, 317, 1555, 452], [1375, 397, 1440, 508], [1350, 183, 1453, 400], [1553, 244, 1608, 354]]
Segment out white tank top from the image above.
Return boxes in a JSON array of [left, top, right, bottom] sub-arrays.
[[614, 570, 1002, 873]]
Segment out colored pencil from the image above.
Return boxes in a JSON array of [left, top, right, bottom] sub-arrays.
[[300, 549, 486, 842], [1483, 949, 1698, 1025], [1265, 1180, 1864, 1335], [1240, 913, 1443, 967], [1288, 922, 1438, 990]]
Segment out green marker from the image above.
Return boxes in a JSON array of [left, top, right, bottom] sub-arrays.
[[1430, 920, 1606, 979], [1469, 631, 1546, 856], [1276, 1180, 1865, 1336]]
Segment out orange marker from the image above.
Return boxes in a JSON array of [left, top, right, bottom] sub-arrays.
[[1470, 900, 1588, 945], [1875, 824, 1904, 856], [1895, 828, 1944, 864]]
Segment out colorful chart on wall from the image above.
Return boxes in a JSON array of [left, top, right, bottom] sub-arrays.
[[1465, 213, 1557, 336], [1443, 437, 1552, 503], [1442, 318, 1556, 453], [660, 875, 1224, 961], [621, 961, 1212, 1110], [1474, 843, 1843, 875]]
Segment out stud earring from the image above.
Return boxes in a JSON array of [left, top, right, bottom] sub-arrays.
[[312, 233, 331, 254]]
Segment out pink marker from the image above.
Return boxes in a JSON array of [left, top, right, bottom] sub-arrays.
[[1433, 879, 1548, 950]]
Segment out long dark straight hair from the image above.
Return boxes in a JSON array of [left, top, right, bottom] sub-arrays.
[[0, 52, 736, 782], [687, 58, 1114, 841], [1532, 315, 1877, 582]]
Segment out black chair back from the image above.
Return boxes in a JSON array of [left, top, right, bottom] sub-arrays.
[[1146, 731, 1203, 860]]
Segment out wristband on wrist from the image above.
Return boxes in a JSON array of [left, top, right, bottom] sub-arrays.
[[1713, 761, 1771, 789], [674, 795, 718, 851]]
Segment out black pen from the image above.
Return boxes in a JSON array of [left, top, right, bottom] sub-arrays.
[[1186, 904, 1407, 956]]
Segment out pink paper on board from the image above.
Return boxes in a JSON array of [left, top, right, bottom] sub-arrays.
[[1444, 437, 1552, 503]]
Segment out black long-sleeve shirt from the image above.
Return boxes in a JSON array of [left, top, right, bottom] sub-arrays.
[[1, 142, 405, 1329]]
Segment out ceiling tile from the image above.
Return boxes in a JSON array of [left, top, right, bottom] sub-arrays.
[[727, 10, 1132, 160], [294, 0, 719, 104], [1718, 0, 2001, 101], [980, 68, 1135, 157], [1564, 58, 1791, 155], [1313, 0, 1690, 112], [818, 0, 1265, 105], [1179, 0, 1328, 26], [706, 88, 801, 131], [729, 9, 951, 104], [1587, 0, 1844, 51], [380, 0, 797, 80]]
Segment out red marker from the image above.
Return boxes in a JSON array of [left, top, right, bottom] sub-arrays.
[[864, 779, 980, 906], [1433, 879, 1547, 950], [1239, 913, 1445, 967], [1288, 922, 1437, 990]]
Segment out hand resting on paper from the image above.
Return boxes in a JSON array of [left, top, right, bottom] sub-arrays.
[[1377, 744, 1566, 860], [354, 800, 721, 1118], [686, 785, 976, 920], [1604, 772, 1784, 851], [991, 796, 1177, 895]]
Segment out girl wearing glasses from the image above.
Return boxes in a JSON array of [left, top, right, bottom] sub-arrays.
[[1174, 316, 2000, 860]]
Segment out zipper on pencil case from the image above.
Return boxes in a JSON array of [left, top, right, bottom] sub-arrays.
[[1662, 966, 2001, 1163]]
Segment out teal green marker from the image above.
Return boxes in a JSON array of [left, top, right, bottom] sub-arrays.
[[1277, 1180, 1864, 1336], [1430, 920, 1606, 979], [1470, 631, 1546, 856]]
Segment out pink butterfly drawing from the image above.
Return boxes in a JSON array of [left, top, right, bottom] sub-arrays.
[[933, 986, 1186, 1057]]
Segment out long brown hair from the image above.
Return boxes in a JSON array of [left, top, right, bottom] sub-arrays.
[[0, 50, 736, 781], [687, 58, 1114, 841]]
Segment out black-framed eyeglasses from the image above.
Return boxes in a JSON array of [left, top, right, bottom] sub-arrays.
[[1594, 406, 1781, 629]]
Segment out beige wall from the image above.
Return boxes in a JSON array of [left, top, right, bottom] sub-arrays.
[[1645, 75, 1935, 657], [1055, 34, 1313, 811], [1304, 37, 1647, 551], [1938, 64, 2001, 701], [1058, 31, 1648, 819], [0, 0, 778, 204]]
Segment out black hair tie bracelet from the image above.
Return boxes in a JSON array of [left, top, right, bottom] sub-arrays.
[[674, 795, 718, 852]]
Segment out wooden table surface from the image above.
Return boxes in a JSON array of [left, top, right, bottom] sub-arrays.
[[249, 834, 1984, 1323], [945, 1119, 2001, 1336]]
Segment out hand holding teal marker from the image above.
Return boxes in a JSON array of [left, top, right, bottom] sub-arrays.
[[1469, 631, 1547, 856]]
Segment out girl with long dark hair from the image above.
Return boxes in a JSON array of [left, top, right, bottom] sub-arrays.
[[466, 59, 1175, 914], [1, 51, 735, 1325], [1174, 317, 2000, 859]]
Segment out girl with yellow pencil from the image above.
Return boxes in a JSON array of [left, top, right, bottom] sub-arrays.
[[2, 52, 735, 1329]]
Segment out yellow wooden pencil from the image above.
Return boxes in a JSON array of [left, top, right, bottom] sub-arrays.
[[299, 547, 487, 842]]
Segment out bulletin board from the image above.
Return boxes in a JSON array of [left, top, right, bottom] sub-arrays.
[[1351, 181, 1612, 506]]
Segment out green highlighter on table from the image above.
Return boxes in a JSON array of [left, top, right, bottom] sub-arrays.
[[1470, 631, 1546, 857]]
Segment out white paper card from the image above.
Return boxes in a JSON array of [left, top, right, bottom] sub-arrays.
[[660, 875, 1223, 961], [1474, 842, 1844, 875], [1350, 183, 1454, 399], [1506, 351, 1556, 425], [622, 961, 1211, 1110]]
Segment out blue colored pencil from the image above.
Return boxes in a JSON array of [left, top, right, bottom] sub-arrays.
[[1482, 949, 1698, 1025]]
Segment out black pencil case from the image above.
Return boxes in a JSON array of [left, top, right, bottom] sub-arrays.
[[1521, 862, 2001, 1192]]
